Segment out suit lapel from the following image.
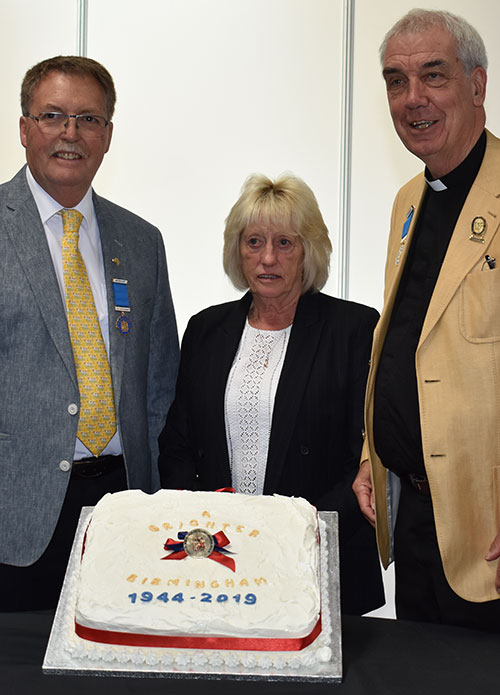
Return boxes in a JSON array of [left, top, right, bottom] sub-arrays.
[[94, 194, 127, 406], [420, 132, 500, 346], [4, 169, 77, 385], [372, 176, 426, 358], [217, 295, 251, 386], [264, 293, 323, 493], [212, 294, 252, 473]]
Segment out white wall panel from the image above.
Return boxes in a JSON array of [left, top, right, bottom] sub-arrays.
[[87, 0, 343, 335], [0, 0, 77, 183]]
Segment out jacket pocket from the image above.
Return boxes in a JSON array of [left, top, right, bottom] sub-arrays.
[[460, 269, 500, 342]]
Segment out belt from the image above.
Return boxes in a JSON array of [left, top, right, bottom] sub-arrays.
[[71, 454, 124, 479], [408, 473, 431, 496]]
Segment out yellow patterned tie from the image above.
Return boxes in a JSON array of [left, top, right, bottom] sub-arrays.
[[61, 209, 116, 456]]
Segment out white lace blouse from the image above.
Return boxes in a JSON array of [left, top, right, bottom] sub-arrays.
[[224, 319, 292, 495]]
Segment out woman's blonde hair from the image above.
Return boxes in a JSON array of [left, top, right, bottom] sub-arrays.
[[223, 173, 332, 293]]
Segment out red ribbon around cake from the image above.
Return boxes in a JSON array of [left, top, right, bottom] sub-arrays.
[[162, 530, 236, 572], [74, 617, 322, 652]]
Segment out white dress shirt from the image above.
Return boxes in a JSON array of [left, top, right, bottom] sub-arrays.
[[26, 167, 122, 459]]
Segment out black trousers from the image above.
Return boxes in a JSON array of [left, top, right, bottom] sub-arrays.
[[0, 461, 127, 611], [394, 476, 500, 633]]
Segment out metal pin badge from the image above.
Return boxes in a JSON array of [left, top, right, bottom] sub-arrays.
[[116, 312, 131, 334], [469, 216, 487, 243]]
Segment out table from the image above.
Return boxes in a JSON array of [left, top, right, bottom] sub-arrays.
[[1, 611, 499, 694]]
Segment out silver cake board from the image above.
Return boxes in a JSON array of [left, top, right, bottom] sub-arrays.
[[43, 506, 342, 683]]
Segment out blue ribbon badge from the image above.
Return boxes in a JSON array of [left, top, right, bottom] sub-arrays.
[[112, 278, 131, 334], [395, 206, 414, 266]]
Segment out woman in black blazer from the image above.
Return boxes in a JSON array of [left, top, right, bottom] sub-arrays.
[[159, 173, 384, 615]]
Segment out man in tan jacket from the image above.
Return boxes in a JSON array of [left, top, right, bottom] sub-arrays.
[[353, 9, 500, 631]]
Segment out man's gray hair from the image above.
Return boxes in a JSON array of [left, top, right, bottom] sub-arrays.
[[379, 9, 487, 74]]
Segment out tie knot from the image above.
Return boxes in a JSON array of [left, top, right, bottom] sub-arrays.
[[61, 208, 83, 234]]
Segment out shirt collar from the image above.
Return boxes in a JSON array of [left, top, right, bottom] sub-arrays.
[[25, 166, 94, 227]]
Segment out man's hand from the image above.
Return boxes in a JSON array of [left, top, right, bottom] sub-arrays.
[[485, 528, 500, 594], [352, 460, 376, 528]]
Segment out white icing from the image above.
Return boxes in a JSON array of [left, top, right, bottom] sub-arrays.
[[76, 490, 320, 639], [65, 490, 332, 671]]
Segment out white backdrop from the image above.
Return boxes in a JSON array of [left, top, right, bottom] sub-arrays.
[[88, 0, 344, 335], [2, 0, 500, 618]]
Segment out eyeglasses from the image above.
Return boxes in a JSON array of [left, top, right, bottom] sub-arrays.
[[25, 112, 111, 137]]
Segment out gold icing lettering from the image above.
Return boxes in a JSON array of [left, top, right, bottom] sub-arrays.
[[125, 574, 267, 588], [150, 514, 260, 538]]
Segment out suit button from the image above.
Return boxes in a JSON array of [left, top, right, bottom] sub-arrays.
[[300, 445, 309, 455], [68, 403, 78, 415], [59, 460, 71, 472]]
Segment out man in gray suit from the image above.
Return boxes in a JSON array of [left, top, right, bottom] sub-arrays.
[[0, 56, 179, 610]]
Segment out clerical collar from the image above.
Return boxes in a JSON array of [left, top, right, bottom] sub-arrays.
[[424, 130, 486, 193], [425, 177, 447, 192]]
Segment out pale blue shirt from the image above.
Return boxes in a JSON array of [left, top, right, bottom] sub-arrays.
[[26, 167, 122, 459]]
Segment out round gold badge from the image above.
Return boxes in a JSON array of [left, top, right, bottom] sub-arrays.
[[471, 216, 486, 236]]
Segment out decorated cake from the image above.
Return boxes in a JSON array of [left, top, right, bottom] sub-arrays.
[[67, 489, 333, 670]]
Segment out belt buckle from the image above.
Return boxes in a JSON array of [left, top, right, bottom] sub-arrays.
[[72, 458, 105, 478]]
